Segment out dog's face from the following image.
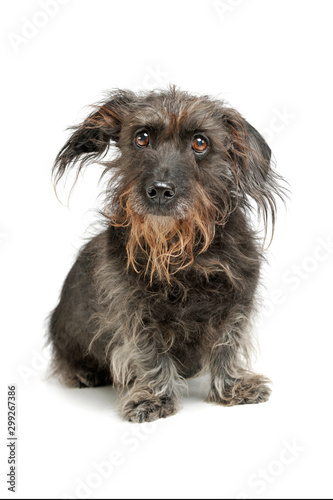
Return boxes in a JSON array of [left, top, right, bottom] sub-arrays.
[[114, 95, 235, 221], [53, 87, 282, 281]]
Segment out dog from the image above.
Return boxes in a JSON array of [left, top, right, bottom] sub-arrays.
[[48, 86, 284, 422]]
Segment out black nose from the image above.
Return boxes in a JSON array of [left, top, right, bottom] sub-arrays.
[[146, 181, 176, 205]]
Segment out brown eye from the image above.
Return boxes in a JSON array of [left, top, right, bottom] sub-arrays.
[[135, 130, 149, 148], [192, 135, 208, 153]]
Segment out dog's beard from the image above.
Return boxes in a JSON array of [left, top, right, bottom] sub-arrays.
[[126, 213, 214, 283], [106, 185, 220, 284]]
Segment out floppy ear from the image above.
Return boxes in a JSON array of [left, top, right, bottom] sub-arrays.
[[53, 90, 134, 184], [222, 107, 283, 234]]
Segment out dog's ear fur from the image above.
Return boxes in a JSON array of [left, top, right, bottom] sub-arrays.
[[53, 90, 134, 184], [222, 107, 283, 236]]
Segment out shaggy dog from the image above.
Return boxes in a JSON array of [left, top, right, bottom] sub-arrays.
[[49, 87, 284, 422]]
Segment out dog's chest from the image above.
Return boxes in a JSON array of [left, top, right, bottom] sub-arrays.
[[148, 282, 226, 327], [156, 286, 226, 378]]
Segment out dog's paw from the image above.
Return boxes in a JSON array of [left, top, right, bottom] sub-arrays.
[[206, 374, 271, 406], [120, 390, 180, 423]]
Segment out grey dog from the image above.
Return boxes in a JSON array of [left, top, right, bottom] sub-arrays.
[[48, 87, 285, 422]]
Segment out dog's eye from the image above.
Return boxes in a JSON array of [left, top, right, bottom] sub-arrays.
[[135, 131, 149, 148], [192, 135, 208, 154]]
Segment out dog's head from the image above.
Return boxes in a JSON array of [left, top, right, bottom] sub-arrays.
[[53, 87, 283, 282]]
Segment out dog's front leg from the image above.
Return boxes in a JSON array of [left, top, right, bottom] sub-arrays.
[[206, 314, 271, 406], [112, 332, 184, 422]]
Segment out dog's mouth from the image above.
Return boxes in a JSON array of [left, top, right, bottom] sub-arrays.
[[145, 202, 187, 219], [137, 214, 178, 233]]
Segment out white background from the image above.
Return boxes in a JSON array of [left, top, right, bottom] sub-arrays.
[[1, 0, 333, 498]]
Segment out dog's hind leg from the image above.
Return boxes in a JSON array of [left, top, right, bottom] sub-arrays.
[[74, 368, 112, 388], [49, 342, 112, 388]]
